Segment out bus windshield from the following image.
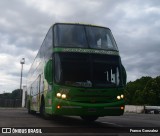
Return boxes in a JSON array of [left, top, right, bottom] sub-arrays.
[[54, 24, 118, 51], [54, 53, 122, 88]]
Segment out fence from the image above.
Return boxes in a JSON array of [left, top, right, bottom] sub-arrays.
[[0, 98, 21, 107], [125, 105, 160, 114]]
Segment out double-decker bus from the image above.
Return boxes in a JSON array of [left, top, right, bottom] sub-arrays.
[[27, 23, 127, 121]]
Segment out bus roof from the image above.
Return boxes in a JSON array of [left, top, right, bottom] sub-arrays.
[[51, 22, 110, 30]]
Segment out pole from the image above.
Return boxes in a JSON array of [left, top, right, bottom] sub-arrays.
[[20, 63, 23, 106], [20, 58, 25, 107], [20, 63, 23, 90]]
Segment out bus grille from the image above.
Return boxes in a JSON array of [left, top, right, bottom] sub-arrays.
[[70, 95, 115, 103]]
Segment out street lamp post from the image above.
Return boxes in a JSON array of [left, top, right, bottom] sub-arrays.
[[20, 58, 25, 105]]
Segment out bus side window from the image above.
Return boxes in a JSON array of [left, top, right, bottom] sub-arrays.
[[55, 54, 62, 83], [40, 74, 44, 93]]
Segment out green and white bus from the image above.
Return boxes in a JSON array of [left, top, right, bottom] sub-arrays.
[[27, 23, 127, 121]]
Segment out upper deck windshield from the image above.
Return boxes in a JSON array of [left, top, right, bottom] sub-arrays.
[[54, 24, 118, 51]]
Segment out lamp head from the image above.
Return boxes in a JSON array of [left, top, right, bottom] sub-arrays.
[[20, 58, 25, 64]]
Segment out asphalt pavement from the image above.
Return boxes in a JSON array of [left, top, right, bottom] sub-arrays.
[[0, 108, 159, 136]]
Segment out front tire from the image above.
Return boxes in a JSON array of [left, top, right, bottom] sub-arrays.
[[81, 116, 99, 122], [40, 100, 50, 119]]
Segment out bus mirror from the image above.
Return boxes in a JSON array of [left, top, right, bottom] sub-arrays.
[[44, 59, 53, 85]]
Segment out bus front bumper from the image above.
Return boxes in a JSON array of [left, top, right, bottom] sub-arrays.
[[53, 99, 125, 117]]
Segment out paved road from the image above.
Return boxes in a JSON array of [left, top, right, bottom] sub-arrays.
[[0, 108, 159, 136]]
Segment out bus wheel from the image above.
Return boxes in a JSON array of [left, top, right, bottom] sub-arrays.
[[40, 100, 50, 119], [80, 116, 98, 122]]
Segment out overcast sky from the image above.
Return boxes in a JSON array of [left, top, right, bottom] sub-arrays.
[[0, 0, 160, 93]]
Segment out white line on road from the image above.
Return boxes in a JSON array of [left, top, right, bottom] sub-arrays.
[[100, 121, 123, 127]]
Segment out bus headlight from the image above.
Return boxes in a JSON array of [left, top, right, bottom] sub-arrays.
[[117, 94, 124, 100], [61, 94, 67, 99], [117, 95, 121, 100], [121, 94, 124, 99], [56, 93, 61, 98]]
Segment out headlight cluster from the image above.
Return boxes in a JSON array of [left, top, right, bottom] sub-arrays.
[[56, 93, 67, 99], [117, 94, 124, 100]]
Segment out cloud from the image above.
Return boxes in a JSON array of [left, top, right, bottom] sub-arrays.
[[0, 0, 160, 93]]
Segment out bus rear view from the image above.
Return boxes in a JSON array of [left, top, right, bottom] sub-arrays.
[[27, 23, 127, 122]]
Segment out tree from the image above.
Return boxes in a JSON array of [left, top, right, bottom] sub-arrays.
[[134, 90, 144, 105], [11, 89, 21, 99], [0, 93, 12, 99], [124, 76, 152, 105], [0, 89, 21, 99], [143, 76, 160, 105]]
